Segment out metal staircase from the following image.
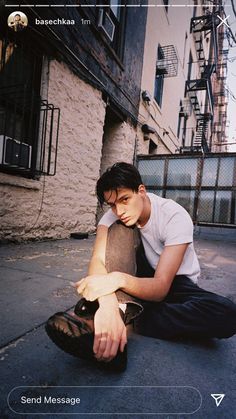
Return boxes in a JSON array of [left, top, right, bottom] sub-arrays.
[[193, 114, 211, 151]]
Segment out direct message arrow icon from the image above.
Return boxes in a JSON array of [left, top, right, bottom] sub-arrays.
[[211, 394, 225, 407]]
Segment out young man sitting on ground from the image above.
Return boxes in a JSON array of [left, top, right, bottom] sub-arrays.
[[46, 162, 236, 371]]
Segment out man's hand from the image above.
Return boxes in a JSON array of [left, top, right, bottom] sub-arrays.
[[74, 273, 122, 301], [93, 305, 127, 362]]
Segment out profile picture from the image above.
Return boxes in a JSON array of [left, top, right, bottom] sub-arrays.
[[7, 11, 28, 32]]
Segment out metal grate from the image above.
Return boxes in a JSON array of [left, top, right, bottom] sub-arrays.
[[190, 13, 219, 33], [192, 31, 205, 63], [156, 45, 178, 78], [37, 99, 60, 176], [0, 94, 60, 177], [190, 11, 220, 68], [185, 64, 214, 117]]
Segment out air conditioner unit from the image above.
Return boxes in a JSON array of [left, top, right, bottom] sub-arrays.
[[98, 9, 115, 42], [0, 135, 32, 169]]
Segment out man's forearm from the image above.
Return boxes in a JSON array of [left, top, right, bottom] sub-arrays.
[[78, 239, 187, 304], [114, 271, 169, 302], [88, 257, 119, 309], [87, 256, 107, 276], [109, 244, 188, 302]]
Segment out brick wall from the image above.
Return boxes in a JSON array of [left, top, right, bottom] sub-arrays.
[[100, 119, 136, 174], [0, 60, 106, 241]]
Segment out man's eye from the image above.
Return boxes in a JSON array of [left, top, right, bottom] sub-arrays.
[[123, 198, 128, 203]]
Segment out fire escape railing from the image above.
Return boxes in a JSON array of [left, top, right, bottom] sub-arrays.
[[0, 92, 60, 178], [190, 11, 220, 67], [185, 9, 222, 152], [156, 45, 178, 78]]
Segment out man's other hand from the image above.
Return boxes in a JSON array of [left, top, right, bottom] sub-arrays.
[[93, 305, 127, 362], [75, 273, 122, 301]]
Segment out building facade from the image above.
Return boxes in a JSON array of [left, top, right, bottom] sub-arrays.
[[137, 0, 229, 155], [0, 0, 230, 242], [0, 1, 147, 241]]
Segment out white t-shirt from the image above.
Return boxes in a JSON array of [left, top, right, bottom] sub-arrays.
[[98, 193, 200, 283]]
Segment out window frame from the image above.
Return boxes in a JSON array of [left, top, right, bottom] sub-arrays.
[[96, 0, 126, 59], [163, 0, 169, 13], [154, 45, 165, 108], [0, 33, 60, 178]]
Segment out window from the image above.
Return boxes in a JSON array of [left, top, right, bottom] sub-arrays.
[[192, 0, 197, 19], [187, 51, 193, 80], [0, 31, 60, 178], [148, 139, 157, 154], [163, 0, 169, 13], [0, 38, 42, 142], [154, 46, 164, 107], [182, 117, 187, 147], [177, 100, 183, 138], [154, 76, 164, 107], [97, 0, 126, 58], [191, 129, 195, 147], [110, 1, 121, 20]]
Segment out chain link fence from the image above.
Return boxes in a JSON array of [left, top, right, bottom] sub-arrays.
[[137, 153, 236, 226]]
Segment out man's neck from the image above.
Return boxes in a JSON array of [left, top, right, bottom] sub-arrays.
[[137, 195, 151, 228]]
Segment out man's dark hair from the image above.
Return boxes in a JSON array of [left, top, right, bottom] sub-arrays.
[[96, 162, 143, 206]]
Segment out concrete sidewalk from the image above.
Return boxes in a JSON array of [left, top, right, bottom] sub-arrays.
[[0, 233, 236, 419]]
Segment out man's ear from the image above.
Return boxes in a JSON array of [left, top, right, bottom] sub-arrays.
[[138, 184, 146, 194]]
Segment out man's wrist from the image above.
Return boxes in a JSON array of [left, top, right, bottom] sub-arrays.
[[111, 271, 126, 290], [98, 293, 119, 310]]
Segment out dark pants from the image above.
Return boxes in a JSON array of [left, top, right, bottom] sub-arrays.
[[106, 221, 236, 340]]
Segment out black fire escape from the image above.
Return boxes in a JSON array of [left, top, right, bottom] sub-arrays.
[[212, 36, 229, 150], [184, 10, 220, 152]]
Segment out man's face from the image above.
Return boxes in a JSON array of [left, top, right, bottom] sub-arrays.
[[104, 186, 146, 227]]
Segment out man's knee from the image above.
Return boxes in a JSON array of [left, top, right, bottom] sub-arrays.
[[105, 222, 140, 275]]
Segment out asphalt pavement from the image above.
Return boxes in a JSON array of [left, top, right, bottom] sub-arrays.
[[0, 229, 236, 419]]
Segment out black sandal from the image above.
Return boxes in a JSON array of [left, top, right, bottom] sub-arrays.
[[45, 311, 127, 372]]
